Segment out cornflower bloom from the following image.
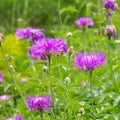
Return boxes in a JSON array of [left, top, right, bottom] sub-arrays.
[[75, 17, 94, 28], [26, 95, 53, 112], [15, 27, 45, 41], [29, 38, 68, 60], [0, 95, 11, 102], [75, 52, 107, 72], [4, 115, 23, 120], [103, 0, 117, 11], [0, 71, 4, 83]]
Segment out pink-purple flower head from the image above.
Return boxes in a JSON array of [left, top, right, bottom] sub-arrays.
[[103, 0, 117, 11], [15, 27, 45, 41], [0, 33, 5, 42], [0, 71, 4, 83], [0, 94, 11, 102], [75, 52, 107, 72], [26, 95, 53, 112], [75, 17, 94, 29], [29, 38, 68, 60], [4, 115, 23, 120]]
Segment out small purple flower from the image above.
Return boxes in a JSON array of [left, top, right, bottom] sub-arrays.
[[0, 71, 4, 83], [0, 33, 5, 42], [75, 17, 94, 28], [103, 0, 117, 11], [75, 52, 107, 72], [15, 27, 45, 41], [29, 38, 68, 60], [0, 95, 11, 102], [4, 115, 23, 120], [26, 95, 53, 111]]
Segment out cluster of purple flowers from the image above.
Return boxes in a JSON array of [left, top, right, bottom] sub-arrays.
[[30, 38, 68, 60], [16, 27, 45, 41], [0, 71, 4, 83], [75, 52, 107, 72], [26, 95, 53, 111], [103, 0, 117, 11], [75, 17, 94, 28], [4, 115, 23, 120]]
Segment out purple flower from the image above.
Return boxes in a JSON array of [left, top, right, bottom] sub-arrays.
[[26, 95, 53, 111], [15, 27, 45, 41], [4, 115, 23, 120], [0, 33, 5, 42], [0, 71, 4, 83], [103, 0, 117, 10], [75, 52, 107, 72], [0, 95, 11, 102], [29, 38, 68, 60], [75, 17, 94, 28]]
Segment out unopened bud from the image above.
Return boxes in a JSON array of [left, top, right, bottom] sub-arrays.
[[79, 107, 85, 115], [0, 33, 5, 42], [67, 32, 72, 37], [104, 25, 117, 39], [68, 46, 74, 54], [9, 65, 15, 73], [64, 77, 70, 83], [42, 65, 48, 71], [20, 78, 28, 84]]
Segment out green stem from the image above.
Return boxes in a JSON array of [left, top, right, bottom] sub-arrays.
[[48, 54, 51, 74], [83, 28, 86, 53], [40, 111, 43, 120], [90, 70, 93, 109]]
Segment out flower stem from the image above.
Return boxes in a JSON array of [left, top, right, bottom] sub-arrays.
[[90, 70, 93, 109], [40, 111, 43, 120], [83, 27, 86, 53], [48, 54, 51, 74]]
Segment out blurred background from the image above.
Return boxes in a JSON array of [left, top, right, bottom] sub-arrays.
[[0, 0, 103, 33]]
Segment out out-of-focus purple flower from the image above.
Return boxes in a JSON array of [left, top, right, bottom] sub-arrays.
[[0, 95, 11, 102], [29, 38, 68, 60], [4, 115, 24, 120], [26, 95, 53, 112], [0, 71, 4, 83], [0, 33, 5, 42], [103, 0, 117, 11], [75, 52, 107, 72], [15, 27, 45, 41], [105, 25, 117, 39], [81, 81, 90, 87], [75, 17, 94, 28]]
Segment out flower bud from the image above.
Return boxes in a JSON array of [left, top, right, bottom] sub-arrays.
[[0, 33, 5, 42], [64, 77, 70, 83], [20, 78, 28, 84], [9, 65, 15, 73], [104, 25, 116, 39], [67, 32, 72, 37], [79, 107, 85, 115], [42, 65, 48, 71], [68, 46, 74, 54]]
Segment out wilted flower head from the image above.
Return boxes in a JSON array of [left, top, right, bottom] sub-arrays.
[[0, 33, 5, 42], [75, 52, 107, 72], [103, 0, 117, 11], [0, 95, 11, 102], [75, 17, 94, 28], [26, 95, 53, 111], [105, 25, 117, 39], [0, 71, 4, 83], [29, 38, 68, 60], [15, 27, 45, 41], [4, 115, 24, 120]]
